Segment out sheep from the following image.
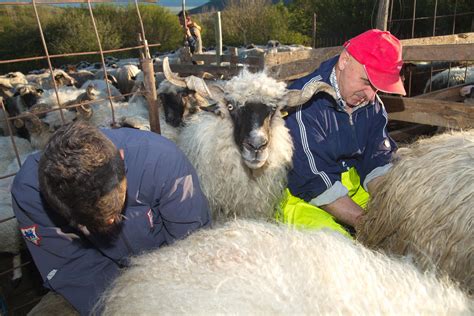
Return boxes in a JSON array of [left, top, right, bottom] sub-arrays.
[[16, 103, 58, 150], [80, 79, 124, 102], [98, 220, 473, 315], [357, 130, 474, 293], [460, 84, 473, 104], [423, 66, 474, 93], [83, 92, 179, 142], [1, 84, 44, 137], [162, 56, 336, 221], [0, 136, 33, 175], [0, 72, 28, 99], [0, 77, 14, 100], [27, 69, 76, 90], [157, 79, 209, 127], [0, 152, 35, 285], [114, 64, 141, 96], [68, 69, 95, 88], [6, 83, 44, 114]]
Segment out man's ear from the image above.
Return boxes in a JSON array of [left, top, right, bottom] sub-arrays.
[[338, 50, 350, 71]]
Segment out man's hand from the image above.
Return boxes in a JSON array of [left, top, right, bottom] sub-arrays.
[[183, 27, 192, 38], [321, 195, 365, 228]]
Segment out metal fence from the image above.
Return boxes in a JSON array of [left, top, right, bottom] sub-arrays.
[[388, 0, 474, 96], [0, 1, 161, 313]]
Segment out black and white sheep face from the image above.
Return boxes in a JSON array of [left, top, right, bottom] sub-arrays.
[[160, 92, 184, 127], [227, 101, 276, 169], [159, 83, 207, 128], [54, 72, 76, 87]]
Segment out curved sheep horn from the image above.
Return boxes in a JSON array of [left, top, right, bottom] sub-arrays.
[[162, 57, 212, 98], [283, 81, 337, 108], [78, 104, 93, 119]]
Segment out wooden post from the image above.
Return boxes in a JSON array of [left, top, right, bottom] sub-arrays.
[[138, 33, 161, 134], [376, 0, 390, 31], [312, 13, 317, 48], [229, 47, 238, 66], [215, 11, 223, 66]]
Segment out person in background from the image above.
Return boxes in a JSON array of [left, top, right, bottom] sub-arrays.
[[12, 121, 211, 315], [178, 10, 203, 54], [277, 29, 406, 237]]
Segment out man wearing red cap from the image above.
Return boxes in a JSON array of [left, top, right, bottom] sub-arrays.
[[276, 29, 406, 237]]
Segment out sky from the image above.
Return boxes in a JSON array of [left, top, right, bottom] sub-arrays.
[[158, 0, 209, 12], [0, 0, 210, 14]]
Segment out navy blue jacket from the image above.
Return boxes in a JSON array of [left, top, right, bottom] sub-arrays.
[[285, 56, 397, 205], [12, 128, 211, 315]]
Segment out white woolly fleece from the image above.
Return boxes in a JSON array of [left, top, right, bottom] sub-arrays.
[[99, 220, 473, 315], [223, 68, 287, 106], [177, 108, 293, 221], [176, 69, 293, 221], [358, 129, 474, 293]]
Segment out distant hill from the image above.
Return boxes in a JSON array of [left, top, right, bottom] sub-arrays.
[[189, 0, 292, 14]]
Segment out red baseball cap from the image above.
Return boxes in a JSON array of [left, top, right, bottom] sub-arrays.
[[343, 29, 406, 96]]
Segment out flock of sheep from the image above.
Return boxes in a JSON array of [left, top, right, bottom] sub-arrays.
[[0, 47, 473, 314]]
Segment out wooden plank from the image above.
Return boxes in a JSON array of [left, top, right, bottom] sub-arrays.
[[400, 32, 474, 46], [265, 47, 340, 67], [193, 54, 231, 64], [381, 95, 474, 129], [267, 59, 320, 81], [415, 84, 465, 102], [403, 43, 474, 62], [192, 54, 262, 67], [265, 47, 340, 81], [389, 124, 437, 143], [154, 63, 243, 79]]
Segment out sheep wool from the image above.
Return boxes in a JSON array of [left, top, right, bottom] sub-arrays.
[[177, 70, 293, 221], [98, 220, 473, 315], [357, 129, 474, 293]]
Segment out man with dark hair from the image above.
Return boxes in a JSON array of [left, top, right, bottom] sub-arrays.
[[12, 121, 211, 315], [277, 29, 406, 236], [177, 10, 203, 54]]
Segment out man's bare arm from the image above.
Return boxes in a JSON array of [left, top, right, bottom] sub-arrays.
[[320, 195, 364, 228]]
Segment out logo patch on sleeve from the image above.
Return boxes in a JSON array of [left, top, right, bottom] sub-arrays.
[[147, 209, 154, 228], [21, 224, 41, 246]]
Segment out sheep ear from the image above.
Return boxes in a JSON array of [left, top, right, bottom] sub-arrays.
[[281, 81, 337, 108]]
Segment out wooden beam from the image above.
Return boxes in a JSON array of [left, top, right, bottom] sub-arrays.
[[403, 43, 474, 62], [265, 47, 340, 81], [264, 47, 339, 67], [381, 95, 474, 129], [414, 84, 465, 102], [154, 63, 243, 79], [400, 32, 474, 46], [389, 124, 437, 143]]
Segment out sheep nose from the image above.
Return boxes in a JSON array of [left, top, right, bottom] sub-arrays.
[[244, 139, 268, 151]]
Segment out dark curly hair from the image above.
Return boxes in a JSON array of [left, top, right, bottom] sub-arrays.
[[38, 121, 126, 235]]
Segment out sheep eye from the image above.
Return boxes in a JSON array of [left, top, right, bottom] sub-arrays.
[[227, 103, 234, 111]]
